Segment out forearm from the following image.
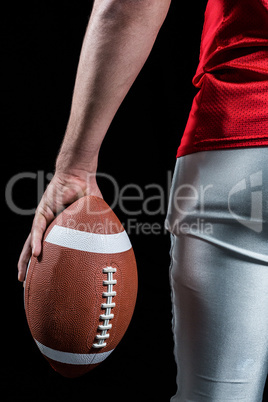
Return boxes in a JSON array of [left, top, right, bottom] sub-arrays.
[[56, 0, 171, 175]]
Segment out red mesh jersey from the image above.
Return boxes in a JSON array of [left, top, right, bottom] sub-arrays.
[[176, 0, 268, 158]]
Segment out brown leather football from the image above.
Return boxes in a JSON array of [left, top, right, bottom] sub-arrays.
[[24, 196, 138, 378]]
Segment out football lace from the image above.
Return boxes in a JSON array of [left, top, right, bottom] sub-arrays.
[[92, 266, 117, 348]]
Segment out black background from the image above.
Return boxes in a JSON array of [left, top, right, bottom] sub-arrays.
[[4, 1, 267, 401]]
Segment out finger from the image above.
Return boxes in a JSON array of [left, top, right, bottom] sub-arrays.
[[18, 233, 32, 282], [31, 210, 51, 257]]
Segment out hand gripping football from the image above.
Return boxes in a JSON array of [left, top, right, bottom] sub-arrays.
[[24, 196, 138, 378]]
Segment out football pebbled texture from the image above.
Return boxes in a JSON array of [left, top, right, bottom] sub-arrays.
[[24, 196, 138, 378]]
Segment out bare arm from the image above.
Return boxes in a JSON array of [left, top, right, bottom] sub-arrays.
[[18, 0, 171, 281], [57, 0, 171, 174]]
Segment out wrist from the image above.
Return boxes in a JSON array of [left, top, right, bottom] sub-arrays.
[[56, 147, 99, 177]]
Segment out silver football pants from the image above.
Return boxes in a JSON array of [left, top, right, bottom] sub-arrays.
[[165, 147, 268, 401]]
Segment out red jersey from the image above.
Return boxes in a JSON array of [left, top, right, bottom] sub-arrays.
[[176, 0, 268, 158]]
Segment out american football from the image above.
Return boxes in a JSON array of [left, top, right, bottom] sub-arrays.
[[24, 195, 138, 378]]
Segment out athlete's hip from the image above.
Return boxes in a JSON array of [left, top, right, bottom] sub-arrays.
[[165, 146, 268, 261]]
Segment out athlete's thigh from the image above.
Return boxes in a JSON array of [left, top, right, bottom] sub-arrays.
[[170, 234, 268, 401]]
